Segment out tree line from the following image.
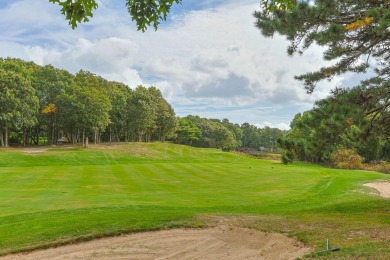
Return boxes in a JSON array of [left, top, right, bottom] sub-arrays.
[[0, 58, 284, 150], [42, 0, 389, 166], [278, 87, 389, 164], [0, 58, 176, 147], [176, 115, 284, 151], [255, 0, 389, 165]]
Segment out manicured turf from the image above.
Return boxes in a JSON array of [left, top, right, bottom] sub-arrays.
[[0, 143, 389, 258]]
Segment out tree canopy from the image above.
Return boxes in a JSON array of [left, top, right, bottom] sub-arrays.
[[255, 0, 389, 93], [254, 1, 389, 166], [49, 0, 182, 30], [255, 0, 389, 164], [278, 87, 390, 164], [0, 58, 283, 151]]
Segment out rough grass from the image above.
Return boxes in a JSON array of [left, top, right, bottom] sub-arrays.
[[0, 143, 389, 258]]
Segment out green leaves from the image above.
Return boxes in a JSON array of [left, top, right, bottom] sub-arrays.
[[260, 0, 297, 14], [279, 85, 389, 164], [49, 0, 182, 30], [126, 0, 182, 31], [49, 0, 98, 29], [176, 118, 202, 145], [0, 59, 39, 146], [257, 1, 389, 150], [255, 0, 390, 94]]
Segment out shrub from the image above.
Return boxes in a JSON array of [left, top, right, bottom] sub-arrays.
[[363, 161, 390, 174], [330, 149, 364, 169], [281, 150, 294, 164]]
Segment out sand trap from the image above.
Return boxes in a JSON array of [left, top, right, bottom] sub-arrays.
[[364, 182, 390, 198], [1, 225, 311, 260]]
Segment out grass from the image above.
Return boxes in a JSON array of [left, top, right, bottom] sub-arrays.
[[0, 142, 389, 258]]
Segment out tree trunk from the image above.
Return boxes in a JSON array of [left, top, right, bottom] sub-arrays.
[[4, 128, 9, 147], [85, 136, 89, 148], [109, 127, 112, 143], [36, 125, 40, 145], [22, 127, 26, 147], [53, 127, 58, 145], [0, 130, 4, 147], [51, 122, 55, 145]]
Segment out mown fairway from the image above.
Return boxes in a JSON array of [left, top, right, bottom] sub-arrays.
[[0, 143, 389, 258]]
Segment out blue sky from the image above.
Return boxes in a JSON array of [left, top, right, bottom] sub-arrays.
[[0, 0, 356, 130]]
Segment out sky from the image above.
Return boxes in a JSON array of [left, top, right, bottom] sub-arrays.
[[0, 0, 359, 130]]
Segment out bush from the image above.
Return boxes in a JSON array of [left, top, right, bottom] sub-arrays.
[[363, 161, 390, 174], [330, 149, 364, 169], [281, 150, 294, 164]]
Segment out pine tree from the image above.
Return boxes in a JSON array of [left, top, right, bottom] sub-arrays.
[[255, 0, 389, 135]]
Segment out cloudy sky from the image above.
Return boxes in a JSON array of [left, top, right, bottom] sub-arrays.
[[0, 0, 356, 130]]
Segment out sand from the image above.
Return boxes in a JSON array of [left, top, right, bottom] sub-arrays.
[[1, 225, 311, 260], [21, 147, 49, 153], [364, 182, 390, 199]]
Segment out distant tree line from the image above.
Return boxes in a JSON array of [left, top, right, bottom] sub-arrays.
[[175, 115, 284, 151], [0, 58, 284, 150]]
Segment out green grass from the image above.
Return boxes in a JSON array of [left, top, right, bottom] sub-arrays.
[[0, 142, 389, 258]]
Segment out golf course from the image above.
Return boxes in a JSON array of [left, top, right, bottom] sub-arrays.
[[0, 142, 389, 259]]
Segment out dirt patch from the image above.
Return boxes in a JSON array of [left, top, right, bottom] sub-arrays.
[[21, 148, 49, 153], [1, 225, 311, 259], [364, 182, 390, 198]]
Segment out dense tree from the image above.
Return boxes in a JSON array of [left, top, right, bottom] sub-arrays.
[[74, 71, 112, 146], [103, 81, 132, 143], [256, 0, 389, 163], [126, 86, 157, 142], [0, 58, 288, 152], [148, 87, 177, 142], [221, 118, 244, 148], [0, 59, 39, 146], [32, 65, 74, 145], [258, 126, 284, 149], [278, 88, 389, 163], [255, 0, 389, 131], [56, 70, 111, 147], [178, 116, 282, 151], [175, 117, 202, 146], [241, 122, 261, 148], [194, 118, 237, 150]]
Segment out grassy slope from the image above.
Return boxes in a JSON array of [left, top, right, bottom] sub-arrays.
[[0, 143, 389, 258]]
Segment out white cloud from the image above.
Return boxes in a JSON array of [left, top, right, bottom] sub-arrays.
[[0, 0, 343, 130], [256, 122, 290, 131]]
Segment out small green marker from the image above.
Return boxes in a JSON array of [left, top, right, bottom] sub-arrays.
[[316, 239, 340, 254]]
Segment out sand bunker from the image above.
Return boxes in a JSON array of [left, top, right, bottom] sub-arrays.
[[364, 182, 390, 198], [2, 225, 311, 260]]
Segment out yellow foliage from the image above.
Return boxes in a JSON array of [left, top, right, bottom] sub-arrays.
[[345, 118, 353, 125], [331, 149, 363, 169], [345, 17, 374, 31], [42, 103, 57, 114]]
